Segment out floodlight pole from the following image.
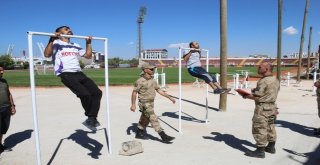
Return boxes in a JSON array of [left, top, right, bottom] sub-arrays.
[[27, 31, 112, 165]]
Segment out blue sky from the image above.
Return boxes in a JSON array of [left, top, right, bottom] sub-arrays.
[[0, 0, 319, 59]]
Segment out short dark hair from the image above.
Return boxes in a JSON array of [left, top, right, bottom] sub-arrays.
[[55, 26, 70, 32], [189, 42, 194, 48]]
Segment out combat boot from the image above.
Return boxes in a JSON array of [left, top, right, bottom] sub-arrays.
[[245, 147, 265, 158], [135, 128, 147, 140], [265, 141, 276, 154], [159, 131, 175, 143]]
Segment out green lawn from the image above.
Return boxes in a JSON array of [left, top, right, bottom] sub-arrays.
[[2, 67, 292, 87]]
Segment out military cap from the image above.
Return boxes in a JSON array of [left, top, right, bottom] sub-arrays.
[[141, 63, 156, 69]]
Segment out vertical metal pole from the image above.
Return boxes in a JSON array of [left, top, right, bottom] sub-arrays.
[[138, 23, 142, 60], [313, 71, 317, 92], [287, 72, 290, 87], [28, 33, 42, 165], [205, 50, 209, 123], [235, 74, 239, 89], [104, 39, 112, 154], [178, 48, 182, 133]]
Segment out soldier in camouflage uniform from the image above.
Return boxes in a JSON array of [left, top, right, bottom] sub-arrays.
[[242, 62, 280, 158], [314, 45, 320, 135], [314, 65, 320, 135], [130, 63, 176, 143]]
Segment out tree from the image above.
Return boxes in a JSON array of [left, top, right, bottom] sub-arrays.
[[129, 58, 139, 67], [0, 54, 15, 70], [23, 61, 29, 69], [108, 57, 122, 67]]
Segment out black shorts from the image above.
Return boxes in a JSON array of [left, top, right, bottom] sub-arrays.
[[0, 106, 11, 134]]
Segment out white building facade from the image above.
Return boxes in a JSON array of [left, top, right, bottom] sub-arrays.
[[141, 49, 168, 59]]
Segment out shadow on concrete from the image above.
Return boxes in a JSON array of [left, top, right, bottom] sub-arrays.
[[126, 123, 138, 135], [126, 123, 152, 135], [203, 132, 255, 153], [67, 129, 103, 159], [169, 95, 220, 112], [4, 129, 33, 150], [283, 143, 320, 165], [47, 129, 103, 165], [161, 111, 205, 123], [158, 117, 179, 133], [276, 120, 316, 137], [304, 143, 320, 165]]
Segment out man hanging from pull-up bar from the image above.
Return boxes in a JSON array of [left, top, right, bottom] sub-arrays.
[[183, 41, 230, 94], [44, 25, 102, 131]]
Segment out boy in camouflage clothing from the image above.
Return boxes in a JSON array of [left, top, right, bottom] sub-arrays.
[[130, 63, 176, 143]]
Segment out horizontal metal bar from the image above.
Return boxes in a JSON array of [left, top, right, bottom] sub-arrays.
[[27, 31, 107, 40], [179, 47, 209, 52]]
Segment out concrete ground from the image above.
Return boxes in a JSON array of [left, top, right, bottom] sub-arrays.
[[0, 79, 319, 165]]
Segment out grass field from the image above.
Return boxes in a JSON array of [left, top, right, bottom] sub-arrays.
[[3, 67, 293, 87]]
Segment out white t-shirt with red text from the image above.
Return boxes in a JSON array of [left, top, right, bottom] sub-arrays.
[[52, 39, 86, 76]]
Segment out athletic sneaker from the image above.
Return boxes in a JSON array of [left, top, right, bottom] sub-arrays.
[[213, 88, 226, 94], [82, 118, 97, 131]]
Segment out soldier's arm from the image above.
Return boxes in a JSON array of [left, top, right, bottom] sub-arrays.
[[243, 94, 260, 101], [130, 91, 137, 112], [156, 89, 176, 104]]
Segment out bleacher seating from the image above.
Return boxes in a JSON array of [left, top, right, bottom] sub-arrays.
[[142, 57, 317, 68]]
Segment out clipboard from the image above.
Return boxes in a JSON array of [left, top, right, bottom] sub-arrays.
[[235, 89, 251, 96]]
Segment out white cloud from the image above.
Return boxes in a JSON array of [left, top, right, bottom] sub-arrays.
[[168, 43, 189, 48], [283, 26, 298, 35], [128, 41, 134, 46]]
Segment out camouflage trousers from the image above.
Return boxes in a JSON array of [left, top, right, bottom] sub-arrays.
[[137, 101, 163, 133], [252, 103, 277, 147], [317, 97, 320, 118]]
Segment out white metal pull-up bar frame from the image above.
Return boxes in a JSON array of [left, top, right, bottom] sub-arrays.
[[27, 31, 112, 165], [178, 47, 209, 133]]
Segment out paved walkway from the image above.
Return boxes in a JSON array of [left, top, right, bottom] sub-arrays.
[[0, 80, 319, 165]]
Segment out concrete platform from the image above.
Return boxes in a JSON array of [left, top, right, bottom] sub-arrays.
[[0, 80, 319, 165]]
